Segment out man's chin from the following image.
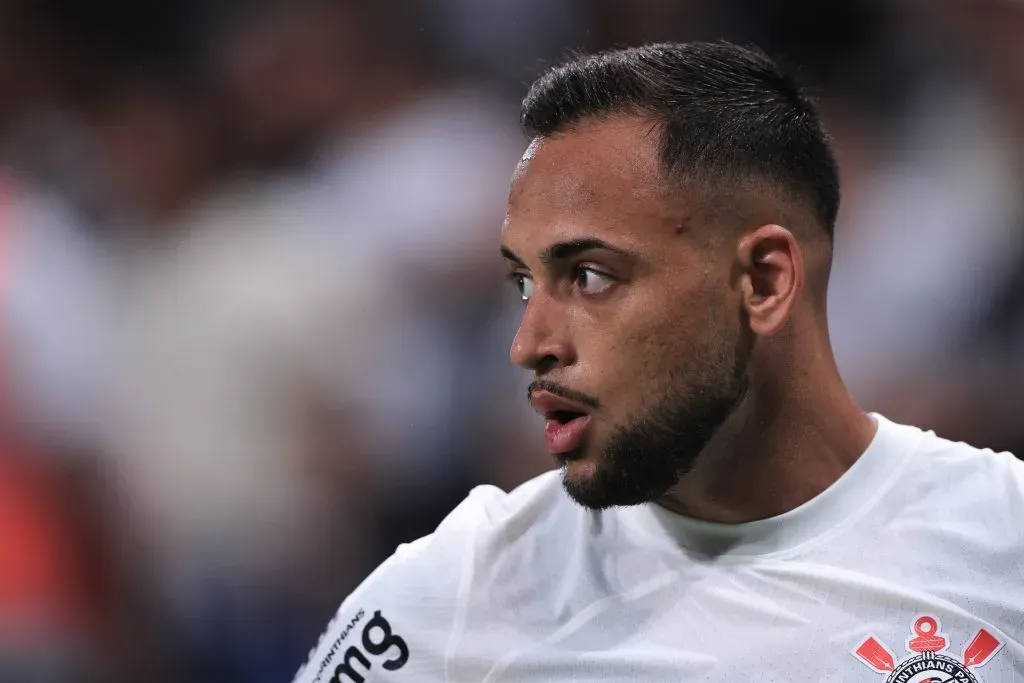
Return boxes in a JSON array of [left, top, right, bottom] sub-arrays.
[[556, 443, 603, 488], [560, 453, 598, 478], [558, 443, 681, 510], [560, 455, 624, 510], [554, 443, 587, 464]]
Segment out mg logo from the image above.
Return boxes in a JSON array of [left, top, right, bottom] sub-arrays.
[[332, 610, 409, 682]]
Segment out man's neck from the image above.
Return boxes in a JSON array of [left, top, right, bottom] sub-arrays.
[[656, 350, 875, 525]]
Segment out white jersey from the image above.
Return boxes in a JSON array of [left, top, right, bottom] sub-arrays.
[[293, 415, 1024, 682]]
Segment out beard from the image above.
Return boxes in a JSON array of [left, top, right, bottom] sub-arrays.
[[561, 326, 752, 510]]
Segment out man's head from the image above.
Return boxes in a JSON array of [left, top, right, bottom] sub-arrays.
[[500, 42, 840, 509]]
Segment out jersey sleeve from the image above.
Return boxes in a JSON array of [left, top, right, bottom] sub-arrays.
[[291, 484, 507, 683]]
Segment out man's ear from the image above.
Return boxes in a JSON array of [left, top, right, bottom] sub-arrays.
[[734, 224, 803, 337]]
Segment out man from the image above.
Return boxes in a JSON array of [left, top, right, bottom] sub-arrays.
[[293, 42, 1024, 682]]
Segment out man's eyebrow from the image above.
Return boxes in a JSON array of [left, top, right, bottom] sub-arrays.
[[539, 238, 637, 267], [501, 238, 638, 269], [500, 245, 525, 266], [499, 235, 634, 266]]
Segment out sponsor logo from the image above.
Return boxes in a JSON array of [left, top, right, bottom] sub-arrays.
[[295, 606, 354, 682], [853, 615, 1003, 683], [329, 610, 409, 683], [310, 609, 366, 683]]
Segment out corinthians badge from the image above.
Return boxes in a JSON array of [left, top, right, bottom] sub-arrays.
[[852, 615, 1004, 682]]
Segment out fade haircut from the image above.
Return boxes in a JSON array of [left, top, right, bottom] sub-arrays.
[[521, 42, 840, 238]]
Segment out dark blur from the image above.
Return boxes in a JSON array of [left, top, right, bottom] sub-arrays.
[[0, 1, 1021, 681]]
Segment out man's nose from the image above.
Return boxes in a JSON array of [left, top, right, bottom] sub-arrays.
[[509, 299, 575, 373]]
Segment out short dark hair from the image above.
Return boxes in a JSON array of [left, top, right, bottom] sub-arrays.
[[521, 42, 840, 238]]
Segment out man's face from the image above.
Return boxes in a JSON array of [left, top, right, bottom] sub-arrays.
[[501, 116, 751, 509]]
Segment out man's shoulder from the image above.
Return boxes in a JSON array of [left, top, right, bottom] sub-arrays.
[[341, 468, 568, 603], [904, 420, 1023, 486], [422, 469, 572, 563], [291, 471, 572, 683], [889, 416, 1024, 532]]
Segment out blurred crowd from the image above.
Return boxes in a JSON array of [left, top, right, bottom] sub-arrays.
[[0, 1, 1021, 681]]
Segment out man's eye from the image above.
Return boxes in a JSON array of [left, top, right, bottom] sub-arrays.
[[574, 267, 614, 295], [508, 273, 534, 301]]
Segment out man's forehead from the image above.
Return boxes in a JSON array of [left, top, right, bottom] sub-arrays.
[[509, 116, 669, 207], [504, 116, 688, 250]]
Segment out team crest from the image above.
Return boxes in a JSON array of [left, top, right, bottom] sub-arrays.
[[852, 615, 1003, 682]]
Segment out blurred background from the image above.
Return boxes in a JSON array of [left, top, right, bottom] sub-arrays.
[[0, 0, 1021, 681]]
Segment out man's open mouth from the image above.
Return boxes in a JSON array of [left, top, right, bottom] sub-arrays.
[[547, 410, 587, 425]]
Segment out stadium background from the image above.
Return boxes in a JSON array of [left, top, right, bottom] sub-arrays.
[[0, 0, 1021, 681]]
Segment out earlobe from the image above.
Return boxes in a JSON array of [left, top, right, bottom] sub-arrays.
[[737, 225, 803, 337]]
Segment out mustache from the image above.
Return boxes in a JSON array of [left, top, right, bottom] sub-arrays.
[[527, 380, 600, 410]]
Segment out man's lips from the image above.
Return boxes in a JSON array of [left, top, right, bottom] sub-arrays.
[[528, 390, 593, 420], [529, 390, 593, 454], [543, 415, 591, 454]]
